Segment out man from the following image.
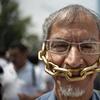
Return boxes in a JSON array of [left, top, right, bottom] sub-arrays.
[[8, 42, 37, 99], [0, 62, 26, 100], [37, 4, 100, 100]]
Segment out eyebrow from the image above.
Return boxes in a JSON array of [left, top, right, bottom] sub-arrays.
[[82, 38, 97, 42], [48, 37, 98, 43], [49, 37, 69, 41], [51, 37, 97, 40]]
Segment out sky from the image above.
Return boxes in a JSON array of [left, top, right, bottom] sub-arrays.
[[17, 0, 99, 38]]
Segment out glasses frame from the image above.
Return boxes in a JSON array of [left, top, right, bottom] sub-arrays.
[[45, 39, 100, 55]]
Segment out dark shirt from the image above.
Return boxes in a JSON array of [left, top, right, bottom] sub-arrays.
[[36, 89, 100, 100], [94, 73, 100, 90]]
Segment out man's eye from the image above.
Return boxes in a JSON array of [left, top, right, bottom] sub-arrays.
[[81, 44, 93, 49], [50, 42, 69, 52], [80, 43, 96, 53]]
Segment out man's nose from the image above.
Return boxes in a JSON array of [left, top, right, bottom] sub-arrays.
[[64, 46, 84, 68]]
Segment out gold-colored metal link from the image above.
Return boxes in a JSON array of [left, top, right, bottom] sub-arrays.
[[38, 43, 100, 81]]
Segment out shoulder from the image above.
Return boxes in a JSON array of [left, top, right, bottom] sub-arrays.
[[92, 89, 100, 100], [36, 90, 56, 100], [36, 92, 51, 100]]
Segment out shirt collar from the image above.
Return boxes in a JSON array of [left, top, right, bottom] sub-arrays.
[[48, 89, 100, 100]]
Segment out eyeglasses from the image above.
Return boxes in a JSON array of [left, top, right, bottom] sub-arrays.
[[45, 39, 100, 55]]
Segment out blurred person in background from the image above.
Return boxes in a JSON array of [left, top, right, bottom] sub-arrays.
[[0, 61, 26, 100], [28, 53, 54, 93], [18, 54, 54, 100], [8, 42, 37, 99], [35, 60, 54, 93], [37, 4, 100, 100]]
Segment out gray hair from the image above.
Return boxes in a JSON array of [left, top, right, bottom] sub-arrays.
[[43, 4, 100, 40]]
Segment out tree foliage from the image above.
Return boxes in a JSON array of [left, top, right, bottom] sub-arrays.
[[0, 0, 30, 51], [22, 34, 40, 54]]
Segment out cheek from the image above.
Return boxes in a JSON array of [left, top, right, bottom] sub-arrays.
[[83, 55, 99, 64], [46, 52, 65, 66], [86, 73, 97, 92]]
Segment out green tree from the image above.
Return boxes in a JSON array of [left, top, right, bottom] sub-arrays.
[[0, 0, 30, 51], [22, 34, 40, 54]]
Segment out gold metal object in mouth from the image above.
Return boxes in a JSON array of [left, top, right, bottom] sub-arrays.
[[38, 43, 100, 81]]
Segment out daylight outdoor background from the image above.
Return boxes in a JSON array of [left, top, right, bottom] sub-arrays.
[[0, 0, 100, 54], [17, 0, 100, 38]]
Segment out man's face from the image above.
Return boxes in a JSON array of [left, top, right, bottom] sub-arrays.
[[9, 48, 27, 69], [46, 20, 100, 98]]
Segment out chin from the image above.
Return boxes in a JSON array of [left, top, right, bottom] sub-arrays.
[[55, 74, 95, 98], [59, 84, 85, 97]]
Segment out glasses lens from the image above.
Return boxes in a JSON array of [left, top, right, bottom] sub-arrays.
[[46, 40, 69, 53], [80, 42, 100, 54], [46, 40, 100, 55]]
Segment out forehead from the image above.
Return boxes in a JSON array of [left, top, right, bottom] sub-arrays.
[[47, 10, 100, 42], [9, 48, 21, 55], [48, 20, 99, 42]]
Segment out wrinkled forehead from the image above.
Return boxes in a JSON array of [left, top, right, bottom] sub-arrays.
[[47, 11, 99, 40], [57, 12, 97, 31]]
